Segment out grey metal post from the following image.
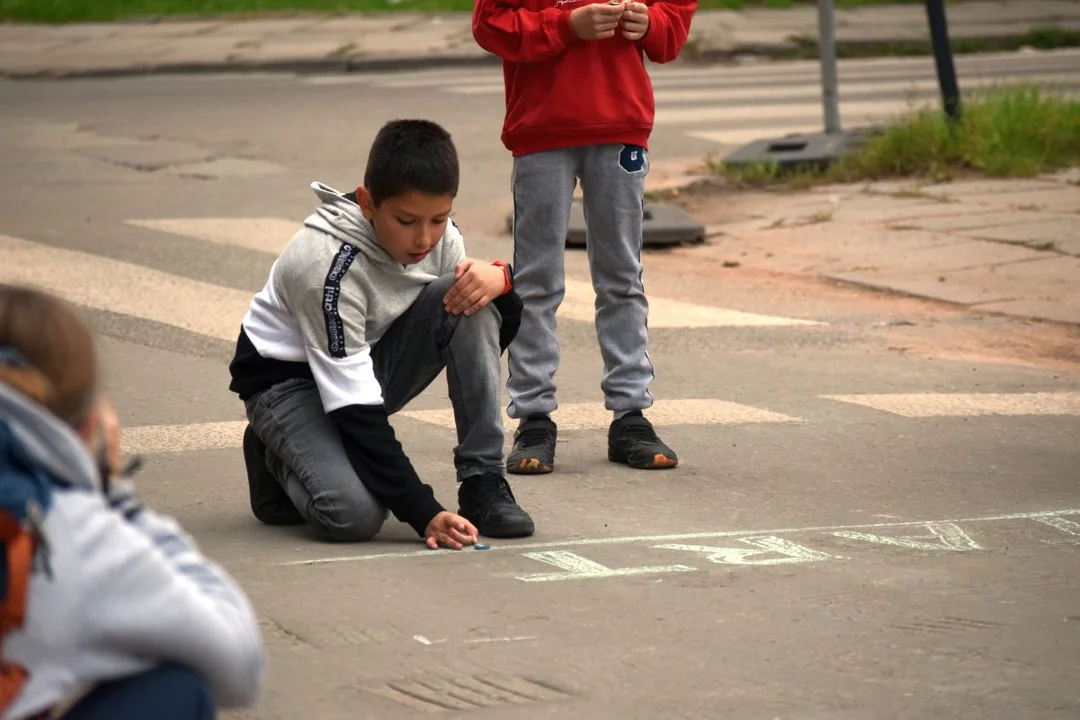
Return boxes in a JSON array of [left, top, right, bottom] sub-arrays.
[[817, 0, 841, 134]]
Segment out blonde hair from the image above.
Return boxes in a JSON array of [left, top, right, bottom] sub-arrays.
[[0, 284, 99, 427]]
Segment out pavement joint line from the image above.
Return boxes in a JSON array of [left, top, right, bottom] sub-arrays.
[[278, 508, 1080, 567]]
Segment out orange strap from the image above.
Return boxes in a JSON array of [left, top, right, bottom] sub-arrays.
[[491, 261, 512, 296], [0, 511, 34, 712]]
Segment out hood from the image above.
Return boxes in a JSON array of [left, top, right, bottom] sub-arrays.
[[0, 382, 100, 493], [304, 182, 399, 267]]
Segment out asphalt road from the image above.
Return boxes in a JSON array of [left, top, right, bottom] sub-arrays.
[[2, 51, 1079, 720]]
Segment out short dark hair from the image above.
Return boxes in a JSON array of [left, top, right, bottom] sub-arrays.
[[363, 119, 459, 205]]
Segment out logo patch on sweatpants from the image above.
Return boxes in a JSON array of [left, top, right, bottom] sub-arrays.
[[619, 144, 647, 174]]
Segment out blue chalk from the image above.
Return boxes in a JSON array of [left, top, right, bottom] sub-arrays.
[[474, 543, 491, 550]]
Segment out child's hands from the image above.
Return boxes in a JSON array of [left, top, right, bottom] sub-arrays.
[[569, 1, 626, 40], [443, 259, 506, 316], [425, 511, 479, 550], [620, 1, 650, 41]]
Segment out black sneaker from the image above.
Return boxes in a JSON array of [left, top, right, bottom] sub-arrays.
[[608, 411, 679, 470], [243, 425, 305, 526], [458, 473, 535, 538], [506, 414, 557, 475]]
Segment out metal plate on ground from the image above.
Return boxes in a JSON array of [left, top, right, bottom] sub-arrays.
[[723, 128, 879, 172], [504, 199, 706, 249]]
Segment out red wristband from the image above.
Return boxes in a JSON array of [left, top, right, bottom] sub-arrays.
[[491, 261, 512, 296]]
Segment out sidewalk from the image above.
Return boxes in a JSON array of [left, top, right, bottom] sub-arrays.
[[2, 0, 1079, 79], [658, 168, 1080, 326]]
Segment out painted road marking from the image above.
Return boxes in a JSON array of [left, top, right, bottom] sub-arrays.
[[1035, 515, 1080, 545], [0, 234, 249, 342], [655, 536, 839, 565], [822, 392, 1080, 418], [121, 420, 247, 455], [280, 509, 1080, 567], [833, 522, 981, 552], [127, 217, 299, 255], [650, 74, 1080, 105], [560, 279, 823, 329], [120, 398, 798, 454], [515, 551, 694, 583], [400, 398, 800, 433], [119, 222, 824, 330]]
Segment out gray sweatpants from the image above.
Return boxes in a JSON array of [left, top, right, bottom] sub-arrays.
[[244, 273, 507, 542], [507, 143, 655, 420]]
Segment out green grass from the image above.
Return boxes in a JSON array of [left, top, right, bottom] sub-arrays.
[[783, 26, 1080, 60], [0, 0, 959, 23], [711, 85, 1080, 188]]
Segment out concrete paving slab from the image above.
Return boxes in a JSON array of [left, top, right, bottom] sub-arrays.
[[5, 2, 1080, 79], [827, 267, 1017, 306], [847, 238, 1050, 273], [961, 188, 1080, 213], [105, 21, 228, 38], [900, 210, 1057, 232], [1054, 235, 1080, 257], [231, 39, 353, 60], [975, 297, 1080, 325], [917, 179, 1063, 197], [957, 217, 1079, 247]]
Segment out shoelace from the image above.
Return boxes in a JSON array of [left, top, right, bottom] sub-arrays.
[[618, 418, 661, 442], [516, 425, 554, 448], [467, 475, 516, 504]]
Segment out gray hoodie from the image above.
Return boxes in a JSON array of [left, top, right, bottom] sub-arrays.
[[0, 383, 266, 720], [236, 181, 466, 414]]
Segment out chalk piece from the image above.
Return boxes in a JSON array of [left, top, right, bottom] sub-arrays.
[[474, 544, 491, 551]]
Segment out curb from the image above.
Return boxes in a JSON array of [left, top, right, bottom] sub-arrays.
[[3, 28, 1077, 80], [0, 51, 502, 80]]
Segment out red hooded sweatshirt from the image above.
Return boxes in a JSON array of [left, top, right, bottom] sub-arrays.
[[472, 0, 697, 157]]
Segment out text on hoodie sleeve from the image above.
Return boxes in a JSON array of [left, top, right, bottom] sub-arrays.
[[472, 0, 581, 64], [295, 264, 445, 537], [640, 0, 697, 64]]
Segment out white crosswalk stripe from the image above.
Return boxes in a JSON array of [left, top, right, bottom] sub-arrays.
[[118, 390, 1080, 454], [123, 218, 824, 329], [302, 49, 1080, 149], [823, 392, 1080, 418], [4, 219, 1078, 453]]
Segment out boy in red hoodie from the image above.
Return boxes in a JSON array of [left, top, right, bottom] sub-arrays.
[[473, 0, 697, 475]]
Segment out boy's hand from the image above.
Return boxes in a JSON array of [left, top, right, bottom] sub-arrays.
[[443, 259, 506, 316], [620, 1, 649, 41], [569, 1, 626, 40], [425, 511, 479, 550]]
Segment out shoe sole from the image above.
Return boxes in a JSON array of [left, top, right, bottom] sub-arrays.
[[608, 450, 680, 470], [459, 511, 536, 538], [506, 456, 554, 475]]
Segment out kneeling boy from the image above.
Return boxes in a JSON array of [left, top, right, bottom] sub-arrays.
[[228, 119, 535, 549]]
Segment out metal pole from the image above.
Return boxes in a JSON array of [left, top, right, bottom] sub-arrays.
[[925, 0, 961, 121], [817, 0, 841, 134]]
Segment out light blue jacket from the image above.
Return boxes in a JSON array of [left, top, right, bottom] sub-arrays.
[[0, 383, 266, 720]]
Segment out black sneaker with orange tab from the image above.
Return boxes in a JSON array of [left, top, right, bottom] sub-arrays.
[[607, 411, 679, 470]]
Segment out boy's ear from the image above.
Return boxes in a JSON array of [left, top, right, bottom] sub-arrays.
[[355, 186, 376, 221]]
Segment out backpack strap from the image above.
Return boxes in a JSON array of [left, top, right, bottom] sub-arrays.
[[0, 507, 35, 711]]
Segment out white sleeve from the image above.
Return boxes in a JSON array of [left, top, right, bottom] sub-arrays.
[[75, 493, 266, 708], [296, 283, 384, 413]]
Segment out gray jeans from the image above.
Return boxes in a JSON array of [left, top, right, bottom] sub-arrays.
[[244, 273, 506, 542], [507, 143, 655, 420]]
